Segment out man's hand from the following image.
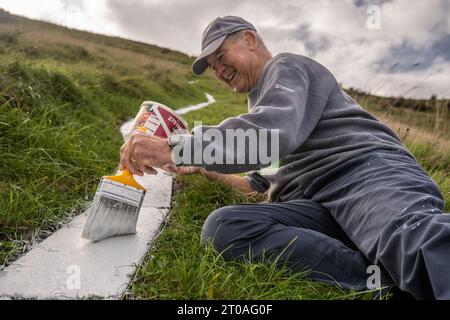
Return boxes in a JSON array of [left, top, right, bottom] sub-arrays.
[[163, 164, 205, 176], [163, 164, 256, 195], [120, 132, 173, 176]]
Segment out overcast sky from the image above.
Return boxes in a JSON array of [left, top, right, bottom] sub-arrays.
[[1, 0, 449, 98]]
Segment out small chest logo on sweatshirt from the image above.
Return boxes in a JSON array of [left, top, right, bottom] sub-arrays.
[[274, 83, 295, 93]]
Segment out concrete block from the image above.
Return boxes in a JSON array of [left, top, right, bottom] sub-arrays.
[[0, 207, 169, 299], [135, 170, 173, 208]]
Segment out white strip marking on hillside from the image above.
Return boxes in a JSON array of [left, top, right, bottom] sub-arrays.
[[0, 93, 215, 299], [175, 93, 215, 115]]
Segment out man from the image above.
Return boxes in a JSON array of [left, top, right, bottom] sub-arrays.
[[120, 16, 449, 299]]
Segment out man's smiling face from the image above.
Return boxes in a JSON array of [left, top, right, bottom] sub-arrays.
[[206, 32, 257, 93]]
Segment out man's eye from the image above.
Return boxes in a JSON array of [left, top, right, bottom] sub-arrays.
[[218, 54, 224, 61]]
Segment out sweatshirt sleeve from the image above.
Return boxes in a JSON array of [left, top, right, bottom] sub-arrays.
[[244, 171, 271, 193], [171, 60, 329, 173]]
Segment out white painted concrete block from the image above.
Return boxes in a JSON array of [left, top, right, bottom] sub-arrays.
[[135, 170, 173, 208], [0, 207, 169, 299], [0, 95, 214, 299]]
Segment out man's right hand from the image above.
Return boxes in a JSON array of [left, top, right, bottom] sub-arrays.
[[120, 132, 172, 176]]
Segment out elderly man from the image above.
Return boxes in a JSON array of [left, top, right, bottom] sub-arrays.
[[120, 16, 449, 299]]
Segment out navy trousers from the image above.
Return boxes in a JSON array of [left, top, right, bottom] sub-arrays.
[[201, 149, 449, 299]]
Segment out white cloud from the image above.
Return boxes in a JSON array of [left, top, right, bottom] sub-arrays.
[[0, 0, 123, 36]]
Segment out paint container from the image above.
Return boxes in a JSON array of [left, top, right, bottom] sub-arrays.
[[83, 101, 188, 242], [124, 101, 189, 141]]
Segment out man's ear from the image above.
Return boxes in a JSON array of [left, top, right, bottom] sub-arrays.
[[243, 30, 258, 51]]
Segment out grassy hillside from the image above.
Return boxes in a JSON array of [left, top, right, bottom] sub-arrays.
[[0, 8, 211, 265], [0, 9, 448, 300]]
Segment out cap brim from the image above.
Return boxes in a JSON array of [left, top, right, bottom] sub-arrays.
[[192, 35, 227, 75]]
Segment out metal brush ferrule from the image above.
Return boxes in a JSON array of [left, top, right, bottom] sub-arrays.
[[97, 178, 145, 207]]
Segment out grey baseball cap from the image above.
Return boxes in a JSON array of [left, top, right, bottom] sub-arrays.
[[192, 16, 256, 75]]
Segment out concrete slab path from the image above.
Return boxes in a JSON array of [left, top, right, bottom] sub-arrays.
[[0, 93, 215, 299]]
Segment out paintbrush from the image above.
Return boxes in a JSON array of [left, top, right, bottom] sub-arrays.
[[82, 101, 188, 242], [81, 170, 145, 241]]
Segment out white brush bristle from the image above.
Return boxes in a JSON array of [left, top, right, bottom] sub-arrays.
[[82, 178, 145, 242]]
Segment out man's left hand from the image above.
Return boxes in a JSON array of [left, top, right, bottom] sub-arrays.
[[120, 132, 173, 176]]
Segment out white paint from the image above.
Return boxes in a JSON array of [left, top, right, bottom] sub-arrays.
[[0, 206, 169, 299], [120, 119, 134, 138], [0, 93, 215, 299], [175, 93, 215, 115], [135, 170, 173, 208]]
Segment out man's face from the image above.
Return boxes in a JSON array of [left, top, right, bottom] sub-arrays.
[[206, 35, 256, 93]]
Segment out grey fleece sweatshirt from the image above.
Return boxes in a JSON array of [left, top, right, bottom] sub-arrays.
[[175, 53, 412, 202]]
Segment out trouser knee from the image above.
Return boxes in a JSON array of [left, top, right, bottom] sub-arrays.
[[201, 205, 266, 259], [201, 206, 234, 252]]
